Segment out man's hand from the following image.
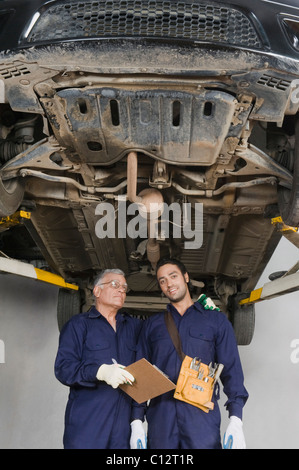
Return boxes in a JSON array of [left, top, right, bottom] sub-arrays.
[[96, 363, 135, 389], [130, 419, 147, 449], [223, 416, 246, 449]]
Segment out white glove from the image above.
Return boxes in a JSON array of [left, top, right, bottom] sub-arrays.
[[197, 294, 220, 311], [96, 363, 135, 389], [130, 419, 147, 449], [223, 416, 246, 449]]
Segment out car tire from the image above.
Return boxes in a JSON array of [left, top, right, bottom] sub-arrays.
[[0, 176, 25, 217], [231, 297, 255, 346], [57, 288, 82, 331], [278, 114, 299, 227]]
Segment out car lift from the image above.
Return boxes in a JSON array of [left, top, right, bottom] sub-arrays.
[[0, 210, 78, 291], [0, 255, 79, 291], [0, 212, 297, 302], [239, 217, 299, 306]]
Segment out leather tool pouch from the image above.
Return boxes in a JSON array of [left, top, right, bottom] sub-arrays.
[[164, 311, 222, 413], [174, 355, 215, 412]]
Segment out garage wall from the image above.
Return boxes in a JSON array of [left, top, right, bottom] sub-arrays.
[[0, 275, 67, 449], [220, 237, 299, 449], [0, 236, 298, 449]]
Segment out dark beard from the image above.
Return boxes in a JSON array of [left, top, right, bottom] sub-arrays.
[[165, 283, 188, 303]]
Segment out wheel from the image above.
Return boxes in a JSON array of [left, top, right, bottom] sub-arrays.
[[230, 296, 255, 346], [278, 114, 299, 227], [0, 175, 25, 216], [57, 288, 82, 331]]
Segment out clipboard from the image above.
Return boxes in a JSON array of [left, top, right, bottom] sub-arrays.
[[119, 358, 176, 403]]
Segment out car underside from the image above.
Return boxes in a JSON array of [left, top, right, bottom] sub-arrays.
[[0, 0, 298, 344]]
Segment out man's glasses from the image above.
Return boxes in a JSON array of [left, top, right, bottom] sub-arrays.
[[98, 279, 128, 293]]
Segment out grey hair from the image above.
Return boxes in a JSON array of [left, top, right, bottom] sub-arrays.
[[94, 268, 125, 288]]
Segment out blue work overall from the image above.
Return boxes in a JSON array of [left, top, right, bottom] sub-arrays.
[[55, 307, 142, 449], [132, 302, 249, 449]]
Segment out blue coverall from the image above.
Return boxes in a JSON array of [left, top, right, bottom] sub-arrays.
[[55, 306, 142, 449], [131, 301, 249, 449]]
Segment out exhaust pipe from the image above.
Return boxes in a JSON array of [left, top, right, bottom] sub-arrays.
[[127, 151, 163, 269]]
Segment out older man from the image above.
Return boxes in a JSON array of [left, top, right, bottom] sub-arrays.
[[55, 269, 142, 449]]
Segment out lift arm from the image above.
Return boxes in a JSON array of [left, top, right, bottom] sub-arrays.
[[0, 210, 78, 290], [0, 256, 78, 290], [239, 262, 299, 305], [240, 218, 299, 305]]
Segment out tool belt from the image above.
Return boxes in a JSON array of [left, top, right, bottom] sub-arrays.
[[164, 311, 223, 413]]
